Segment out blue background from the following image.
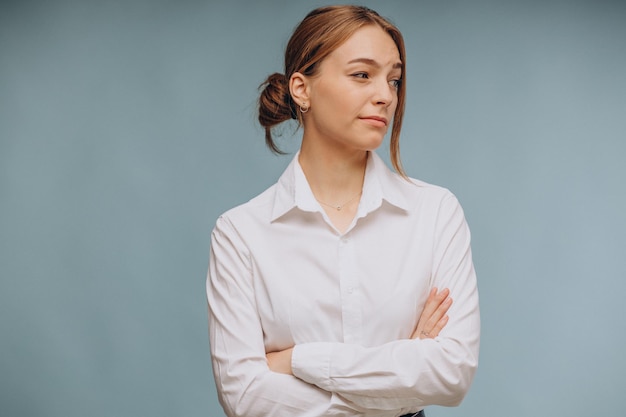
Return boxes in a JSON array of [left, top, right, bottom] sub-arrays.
[[1, 0, 625, 416]]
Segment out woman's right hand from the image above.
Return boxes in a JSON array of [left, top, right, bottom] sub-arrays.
[[411, 287, 452, 339]]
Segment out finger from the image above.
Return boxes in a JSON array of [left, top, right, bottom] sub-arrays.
[[429, 315, 449, 337], [434, 295, 453, 322], [412, 288, 451, 339], [420, 289, 450, 328], [434, 288, 450, 304], [417, 296, 452, 339], [411, 288, 437, 339], [411, 287, 450, 339], [424, 296, 452, 332], [419, 309, 450, 339], [419, 288, 448, 321]]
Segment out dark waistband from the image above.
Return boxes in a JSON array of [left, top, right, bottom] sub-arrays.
[[399, 411, 425, 417]]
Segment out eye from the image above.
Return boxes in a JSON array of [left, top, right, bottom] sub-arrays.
[[351, 72, 369, 79], [390, 79, 402, 89]]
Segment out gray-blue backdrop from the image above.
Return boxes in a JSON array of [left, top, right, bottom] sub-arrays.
[[1, 0, 625, 416]]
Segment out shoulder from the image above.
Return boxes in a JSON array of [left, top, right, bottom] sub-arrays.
[[368, 151, 457, 211], [407, 175, 454, 197], [213, 183, 278, 233], [387, 168, 460, 211], [403, 177, 470, 233]]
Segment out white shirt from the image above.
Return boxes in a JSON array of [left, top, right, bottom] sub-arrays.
[[207, 151, 480, 417]]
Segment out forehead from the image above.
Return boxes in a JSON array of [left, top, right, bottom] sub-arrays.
[[327, 25, 401, 66]]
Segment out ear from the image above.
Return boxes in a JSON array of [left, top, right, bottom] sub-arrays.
[[289, 72, 310, 108]]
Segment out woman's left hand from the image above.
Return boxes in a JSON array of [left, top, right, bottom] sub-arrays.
[[266, 347, 294, 375], [411, 287, 452, 339]]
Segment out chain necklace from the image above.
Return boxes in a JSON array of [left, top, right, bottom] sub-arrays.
[[316, 191, 362, 211]]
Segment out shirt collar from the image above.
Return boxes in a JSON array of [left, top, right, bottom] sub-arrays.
[[271, 151, 409, 222], [359, 151, 410, 215]]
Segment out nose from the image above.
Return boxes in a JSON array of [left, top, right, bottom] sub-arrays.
[[373, 77, 394, 106]]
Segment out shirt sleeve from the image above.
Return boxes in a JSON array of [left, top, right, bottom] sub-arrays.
[[207, 216, 403, 417], [291, 193, 480, 410]]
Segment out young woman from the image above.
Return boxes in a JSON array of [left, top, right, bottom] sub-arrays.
[[207, 6, 480, 417]]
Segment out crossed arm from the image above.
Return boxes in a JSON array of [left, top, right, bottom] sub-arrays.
[[209, 194, 480, 416], [266, 287, 452, 374]]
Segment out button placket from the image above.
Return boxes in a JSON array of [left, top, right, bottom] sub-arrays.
[[337, 234, 362, 344]]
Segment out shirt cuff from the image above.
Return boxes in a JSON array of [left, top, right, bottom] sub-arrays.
[[291, 342, 333, 389]]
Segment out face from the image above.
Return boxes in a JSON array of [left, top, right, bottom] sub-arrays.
[[298, 25, 402, 154]]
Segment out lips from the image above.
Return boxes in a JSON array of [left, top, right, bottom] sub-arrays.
[[360, 116, 388, 127]]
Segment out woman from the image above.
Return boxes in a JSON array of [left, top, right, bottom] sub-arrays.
[[207, 5, 480, 417]]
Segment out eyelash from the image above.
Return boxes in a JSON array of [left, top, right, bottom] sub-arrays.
[[351, 72, 402, 89]]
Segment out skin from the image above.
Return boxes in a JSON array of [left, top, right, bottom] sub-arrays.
[[266, 25, 452, 374], [290, 24, 402, 233]]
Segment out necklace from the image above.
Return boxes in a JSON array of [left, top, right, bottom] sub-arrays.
[[316, 191, 362, 211]]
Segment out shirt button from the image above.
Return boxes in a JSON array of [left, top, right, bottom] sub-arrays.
[[347, 287, 354, 294]]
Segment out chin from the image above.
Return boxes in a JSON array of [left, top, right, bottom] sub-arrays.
[[336, 132, 385, 153], [363, 136, 385, 151]]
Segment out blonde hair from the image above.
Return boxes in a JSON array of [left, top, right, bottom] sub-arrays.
[[258, 5, 407, 175]]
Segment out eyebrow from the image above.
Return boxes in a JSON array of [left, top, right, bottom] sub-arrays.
[[347, 57, 402, 69]]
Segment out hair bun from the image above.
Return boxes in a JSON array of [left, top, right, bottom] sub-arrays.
[[258, 73, 296, 153]]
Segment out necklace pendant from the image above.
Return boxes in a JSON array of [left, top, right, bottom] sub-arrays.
[[336, 206, 342, 211]]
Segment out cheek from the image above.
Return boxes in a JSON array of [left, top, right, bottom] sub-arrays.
[[388, 94, 399, 114], [314, 79, 359, 108]]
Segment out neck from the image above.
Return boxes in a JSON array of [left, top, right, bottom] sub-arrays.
[[298, 140, 368, 204]]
